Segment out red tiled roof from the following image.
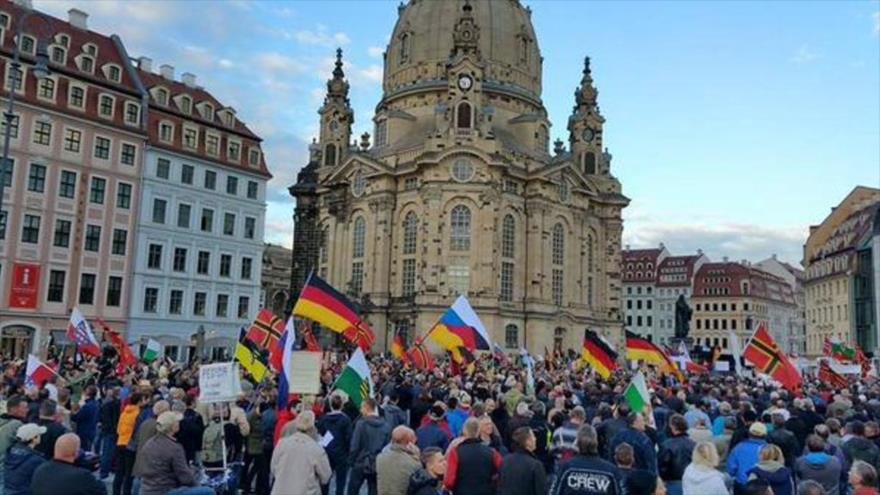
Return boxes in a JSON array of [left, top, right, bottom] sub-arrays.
[[621, 248, 664, 283], [693, 262, 794, 305], [656, 255, 700, 287]]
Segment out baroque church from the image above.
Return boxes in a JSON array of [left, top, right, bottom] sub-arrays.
[[290, 0, 628, 353]]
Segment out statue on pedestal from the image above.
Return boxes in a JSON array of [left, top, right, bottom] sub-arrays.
[[674, 294, 692, 339]]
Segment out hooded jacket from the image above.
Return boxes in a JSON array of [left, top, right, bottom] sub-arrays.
[[682, 463, 728, 495], [748, 460, 794, 495], [317, 410, 353, 467], [795, 452, 841, 495], [4, 442, 45, 495], [843, 437, 880, 468], [727, 437, 766, 485], [350, 415, 392, 472], [407, 468, 441, 495]]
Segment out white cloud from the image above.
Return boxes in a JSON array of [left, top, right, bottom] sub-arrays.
[[790, 45, 819, 64], [295, 28, 351, 47], [368, 46, 385, 58], [357, 65, 383, 84], [255, 52, 307, 76], [218, 59, 235, 69]]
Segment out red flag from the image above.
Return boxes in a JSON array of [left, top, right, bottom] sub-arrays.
[[822, 338, 832, 358], [97, 318, 136, 375], [818, 359, 849, 389], [406, 342, 435, 372], [300, 321, 322, 353], [857, 346, 871, 379], [743, 324, 802, 392], [26, 355, 55, 388]]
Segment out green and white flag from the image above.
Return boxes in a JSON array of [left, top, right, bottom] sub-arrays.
[[624, 371, 650, 413], [334, 348, 373, 408], [142, 338, 162, 363]]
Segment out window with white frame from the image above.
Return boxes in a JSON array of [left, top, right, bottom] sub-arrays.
[[450, 205, 471, 251], [78, 55, 94, 74], [37, 77, 55, 100], [1, 114, 19, 139], [206, 134, 219, 156], [63, 128, 81, 153], [155, 88, 169, 106], [124, 102, 140, 125], [18, 35, 35, 55], [93, 136, 111, 159], [228, 141, 241, 161], [107, 65, 121, 83], [552, 223, 565, 305], [505, 324, 519, 348], [183, 126, 198, 150], [159, 122, 174, 143], [98, 94, 115, 118], [448, 262, 470, 295], [32, 121, 52, 146], [179, 95, 192, 114], [69, 85, 85, 109], [5, 64, 23, 92], [50, 46, 66, 65], [249, 148, 260, 166]]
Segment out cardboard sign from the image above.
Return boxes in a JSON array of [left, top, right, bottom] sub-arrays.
[[9, 263, 40, 309], [198, 362, 242, 403], [287, 351, 323, 395]]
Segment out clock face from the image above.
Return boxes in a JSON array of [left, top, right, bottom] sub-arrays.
[[582, 128, 595, 142], [458, 75, 473, 91]]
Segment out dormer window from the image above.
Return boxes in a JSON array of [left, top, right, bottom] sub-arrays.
[[78, 55, 94, 73], [18, 35, 35, 55], [183, 125, 198, 150], [154, 87, 169, 106], [399, 32, 411, 64], [199, 103, 215, 121], [223, 112, 234, 127], [83, 43, 98, 56], [205, 133, 219, 156], [102, 64, 122, 83], [228, 140, 241, 162], [56, 34, 70, 48], [248, 148, 260, 167], [0, 12, 10, 30], [50, 46, 66, 65], [179, 95, 192, 115]]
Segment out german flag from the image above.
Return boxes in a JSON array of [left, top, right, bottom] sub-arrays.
[[406, 342, 435, 372], [246, 309, 285, 350], [625, 331, 680, 376], [582, 329, 619, 379], [743, 324, 802, 392], [292, 274, 375, 351], [391, 329, 408, 363], [818, 359, 849, 390]]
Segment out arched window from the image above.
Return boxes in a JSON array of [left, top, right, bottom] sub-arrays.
[[502, 215, 516, 259], [505, 324, 519, 349], [399, 33, 410, 64], [583, 151, 596, 174], [352, 217, 365, 259], [587, 233, 595, 272], [552, 223, 565, 266], [450, 205, 471, 251], [403, 212, 418, 255], [456, 102, 472, 129], [324, 144, 337, 167]]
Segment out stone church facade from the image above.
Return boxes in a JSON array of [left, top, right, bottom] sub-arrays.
[[290, 0, 628, 353]]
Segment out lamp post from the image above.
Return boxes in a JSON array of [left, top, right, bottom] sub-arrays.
[[0, 9, 52, 218]]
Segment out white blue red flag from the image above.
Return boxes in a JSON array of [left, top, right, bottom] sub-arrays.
[[277, 318, 297, 411], [67, 308, 101, 356], [26, 355, 54, 389]]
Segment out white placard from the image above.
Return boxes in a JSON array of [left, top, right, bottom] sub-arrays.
[[199, 362, 242, 403], [288, 351, 323, 395], [320, 430, 334, 447], [713, 361, 730, 372]]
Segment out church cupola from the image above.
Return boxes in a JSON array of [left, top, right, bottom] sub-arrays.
[[451, 0, 480, 58], [568, 56, 607, 175], [318, 48, 354, 167]]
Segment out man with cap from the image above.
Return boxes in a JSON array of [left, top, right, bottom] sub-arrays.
[[31, 433, 106, 495], [4, 423, 46, 494], [727, 422, 769, 495], [0, 396, 29, 495], [136, 411, 212, 495]]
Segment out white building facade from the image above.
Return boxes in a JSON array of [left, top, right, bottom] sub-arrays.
[[654, 253, 709, 346]]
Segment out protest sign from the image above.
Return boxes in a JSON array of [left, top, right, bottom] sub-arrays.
[[199, 362, 242, 403], [288, 351, 323, 395]]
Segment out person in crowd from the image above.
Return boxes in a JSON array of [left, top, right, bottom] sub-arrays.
[[731, 410, 760, 450], [507, 402, 534, 449], [609, 411, 657, 474], [137, 411, 211, 495], [615, 442, 654, 489], [71, 385, 99, 452], [499, 426, 547, 495], [598, 402, 630, 457], [659, 414, 696, 495], [688, 417, 713, 444], [176, 395, 204, 465], [407, 447, 447, 495], [243, 402, 266, 495], [114, 391, 147, 495], [552, 425, 622, 495], [447, 394, 472, 438], [843, 421, 880, 469], [769, 412, 800, 470], [478, 414, 506, 454], [528, 401, 552, 473], [795, 434, 841, 495], [684, 400, 711, 429], [742, 479, 773, 495], [98, 387, 121, 480], [849, 460, 879, 495], [826, 419, 843, 449], [683, 441, 729, 495], [796, 479, 828, 495], [4, 423, 46, 495], [317, 392, 353, 495], [551, 406, 585, 465], [416, 404, 451, 452], [377, 426, 421, 495], [34, 400, 67, 459], [271, 411, 332, 495], [132, 400, 170, 491], [715, 416, 737, 464], [0, 396, 29, 494], [444, 417, 503, 495], [713, 402, 735, 436], [728, 421, 768, 494], [31, 433, 107, 495], [748, 444, 795, 495], [383, 392, 408, 430], [348, 398, 392, 495]]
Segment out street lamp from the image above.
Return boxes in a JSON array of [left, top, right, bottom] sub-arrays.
[[0, 9, 53, 218]]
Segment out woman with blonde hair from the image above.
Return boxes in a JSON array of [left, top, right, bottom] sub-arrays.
[[748, 443, 794, 495], [683, 441, 729, 495]]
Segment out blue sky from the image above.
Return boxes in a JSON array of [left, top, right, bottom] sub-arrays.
[[36, 0, 880, 266]]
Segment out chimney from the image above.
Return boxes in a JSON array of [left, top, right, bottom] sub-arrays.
[[659, 242, 665, 249], [723, 256, 729, 262], [138, 57, 153, 72], [181, 72, 197, 88], [697, 249, 703, 256], [772, 253, 777, 260], [68, 8, 88, 30], [159, 64, 174, 80], [625, 244, 631, 251]]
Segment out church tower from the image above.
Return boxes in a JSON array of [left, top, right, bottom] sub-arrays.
[[317, 49, 353, 168], [568, 57, 606, 176]]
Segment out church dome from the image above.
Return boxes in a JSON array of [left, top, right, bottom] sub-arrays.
[[383, 0, 542, 104]]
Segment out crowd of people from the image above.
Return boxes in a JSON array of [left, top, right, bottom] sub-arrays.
[[0, 346, 879, 495]]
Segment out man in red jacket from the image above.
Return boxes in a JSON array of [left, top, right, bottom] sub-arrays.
[[444, 417, 503, 495]]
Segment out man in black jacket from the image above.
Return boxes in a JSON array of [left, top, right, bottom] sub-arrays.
[[768, 413, 799, 469], [35, 400, 68, 459], [318, 393, 353, 495], [499, 426, 548, 495], [551, 424, 622, 495], [31, 433, 106, 495], [658, 414, 694, 495], [444, 418, 502, 495], [98, 387, 121, 479], [348, 398, 391, 495]]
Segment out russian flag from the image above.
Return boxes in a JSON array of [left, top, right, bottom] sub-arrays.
[[26, 355, 55, 389], [277, 318, 297, 411]]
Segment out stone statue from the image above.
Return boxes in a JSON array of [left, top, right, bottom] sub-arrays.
[[674, 294, 692, 339]]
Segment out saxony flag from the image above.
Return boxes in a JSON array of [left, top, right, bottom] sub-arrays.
[[334, 348, 373, 408], [624, 371, 650, 413]]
